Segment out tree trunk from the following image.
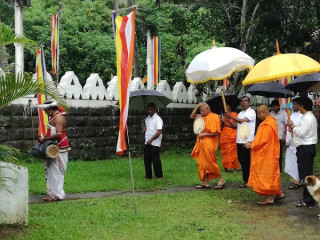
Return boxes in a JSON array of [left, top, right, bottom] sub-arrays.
[[0, 20, 8, 69], [0, 46, 8, 69], [230, 0, 264, 95], [114, 0, 119, 14]]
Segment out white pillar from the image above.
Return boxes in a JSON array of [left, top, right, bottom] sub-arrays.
[[146, 30, 154, 90], [14, 0, 24, 75]]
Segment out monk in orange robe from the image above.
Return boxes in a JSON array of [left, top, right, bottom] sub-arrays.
[[245, 105, 285, 205], [220, 104, 239, 173], [190, 103, 225, 189]]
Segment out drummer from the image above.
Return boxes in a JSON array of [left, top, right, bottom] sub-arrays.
[[38, 99, 71, 202], [190, 103, 226, 189], [225, 96, 256, 188]]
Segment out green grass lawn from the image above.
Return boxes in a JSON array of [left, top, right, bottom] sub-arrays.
[[15, 145, 320, 195], [2, 190, 318, 240], [1, 145, 320, 240], [23, 148, 244, 195]]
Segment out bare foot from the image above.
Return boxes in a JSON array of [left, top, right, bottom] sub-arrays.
[[274, 193, 285, 201], [42, 197, 54, 202]]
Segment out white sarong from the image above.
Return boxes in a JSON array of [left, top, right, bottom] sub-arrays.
[[284, 111, 302, 181], [284, 145, 299, 181], [44, 125, 69, 200]]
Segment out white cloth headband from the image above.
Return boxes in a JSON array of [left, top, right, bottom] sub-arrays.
[[37, 101, 58, 110]]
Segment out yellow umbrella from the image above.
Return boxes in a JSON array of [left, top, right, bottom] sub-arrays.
[[242, 53, 320, 86]]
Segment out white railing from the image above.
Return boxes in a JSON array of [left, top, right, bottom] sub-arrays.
[[0, 68, 270, 106]]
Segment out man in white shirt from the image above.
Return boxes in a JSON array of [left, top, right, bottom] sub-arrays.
[[287, 97, 317, 207], [270, 100, 288, 172], [285, 98, 303, 189], [225, 96, 256, 188], [143, 103, 164, 180]]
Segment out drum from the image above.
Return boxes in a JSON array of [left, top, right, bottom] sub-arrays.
[[30, 140, 59, 159], [193, 117, 205, 134]]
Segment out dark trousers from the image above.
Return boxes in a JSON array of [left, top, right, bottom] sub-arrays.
[[144, 145, 163, 179], [237, 143, 251, 183], [296, 144, 316, 205], [279, 140, 283, 172]]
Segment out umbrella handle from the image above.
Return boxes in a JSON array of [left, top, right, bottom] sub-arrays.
[[286, 106, 293, 138], [221, 90, 227, 113]]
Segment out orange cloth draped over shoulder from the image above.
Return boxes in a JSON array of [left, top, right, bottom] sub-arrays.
[[191, 113, 221, 181], [220, 112, 239, 170], [248, 116, 281, 195]]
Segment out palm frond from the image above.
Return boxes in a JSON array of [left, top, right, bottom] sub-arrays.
[[0, 72, 68, 110], [0, 22, 37, 51]]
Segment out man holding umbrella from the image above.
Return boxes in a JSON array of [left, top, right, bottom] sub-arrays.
[[287, 97, 318, 207], [225, 96, 256, 188]]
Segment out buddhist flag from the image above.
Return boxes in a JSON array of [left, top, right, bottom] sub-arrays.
[[51, 14, 59, 74], [36, 47, 48, 136], [113, 10, 135, 155], [153, 36, 161, 85]]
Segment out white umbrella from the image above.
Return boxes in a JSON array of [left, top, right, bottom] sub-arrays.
[[186, 46, 255, 84]]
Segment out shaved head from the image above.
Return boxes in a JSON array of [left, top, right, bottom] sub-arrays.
[[257, 105, 270, 121], [201, 103, 210, 109], [200, 102, 211, 116], [257, 105, 269, 114]]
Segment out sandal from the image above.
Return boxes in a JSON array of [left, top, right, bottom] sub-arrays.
[[214, 184, 225, 190], [239, 183, 248, 188], [257, 196, 275, 205], [195, 184, 211, 189], [296, 200, 311, 207], [257, 200, 274, 206], [288, 182, 302, 189]]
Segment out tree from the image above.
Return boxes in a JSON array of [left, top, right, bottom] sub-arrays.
[[23, 0, 115, 85], [0, 22, 66, 109], [20, 0, 320, 93]]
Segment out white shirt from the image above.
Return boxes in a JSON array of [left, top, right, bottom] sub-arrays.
[[293, 111, 318, 147], [286, 111, 303, 146], [145, 113, 163, 147], [236, 107, 256, 143], [270, 110, 288, 139]]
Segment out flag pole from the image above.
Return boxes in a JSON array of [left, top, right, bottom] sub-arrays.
[[56, 0, 63, 84], [112, 5, 138, 14], [126, 127, 137, 216]]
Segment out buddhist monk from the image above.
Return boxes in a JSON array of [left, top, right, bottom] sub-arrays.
[[190, 103, 225, 189], [220, 104, 239, 173], [245, 105, 285, 205]]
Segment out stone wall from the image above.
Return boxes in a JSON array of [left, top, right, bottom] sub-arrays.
[[0, 101, 196, 160]]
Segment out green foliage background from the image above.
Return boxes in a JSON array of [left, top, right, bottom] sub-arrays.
[[1, 0, 320, 88]]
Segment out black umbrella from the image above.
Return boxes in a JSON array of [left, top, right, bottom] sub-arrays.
[[129, 89, 172, 110], [246, 82, 294, 98], [285, 73, 320, 93], [206, 93, 240, 115]]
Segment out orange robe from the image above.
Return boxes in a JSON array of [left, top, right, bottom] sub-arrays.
[[191, 113, 221, 181], [248, 116, 281, 195], [220, 112, 239, 170]]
